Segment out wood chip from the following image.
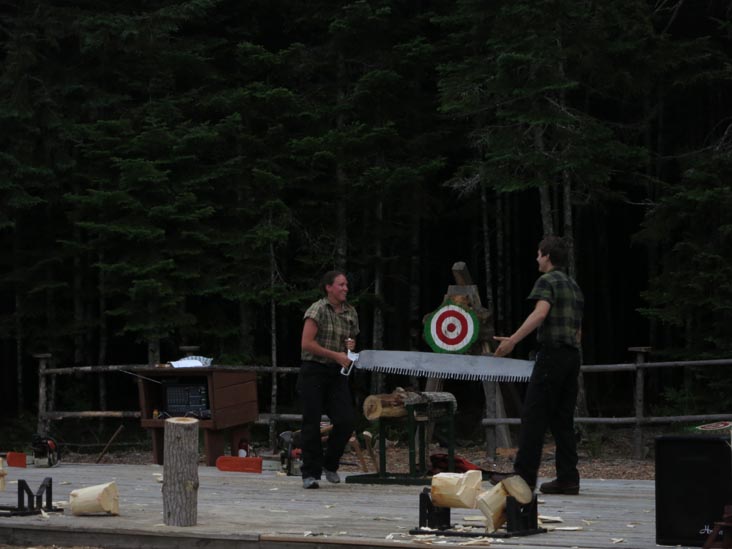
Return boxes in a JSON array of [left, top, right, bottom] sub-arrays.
[[611, 538, 625, 543], [538, 515, 563, 523]]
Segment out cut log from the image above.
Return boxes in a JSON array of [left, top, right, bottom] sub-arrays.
[[476, 482, 508, 533], [162, 417, 199, 526], [69, 481, 119, 515], [431, 470, 482, 509], [363, 388, 457, 420], [501, 475, 533, 504], [475, 475, 533, 532]]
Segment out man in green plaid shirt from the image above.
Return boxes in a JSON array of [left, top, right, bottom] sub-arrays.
[[494, 236, 584, 495]]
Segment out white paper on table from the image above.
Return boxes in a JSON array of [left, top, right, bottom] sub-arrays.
[[169, 359, 204, 368]]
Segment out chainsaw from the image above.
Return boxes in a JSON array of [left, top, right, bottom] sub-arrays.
[[31, 434, 61, 468]]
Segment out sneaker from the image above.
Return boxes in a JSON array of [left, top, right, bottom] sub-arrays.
[[324, 469, 340, 484], [539, 479, 579, 495], [303, 477, 320, 489]]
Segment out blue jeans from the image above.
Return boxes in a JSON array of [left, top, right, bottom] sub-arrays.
[[513, 346, 580, 487], [297, 361, 355, 479]]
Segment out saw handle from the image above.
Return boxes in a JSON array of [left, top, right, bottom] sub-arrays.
[[340, 361, 354, 376]]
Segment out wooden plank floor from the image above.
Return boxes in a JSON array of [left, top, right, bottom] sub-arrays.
[[0, 461, 687, 549]]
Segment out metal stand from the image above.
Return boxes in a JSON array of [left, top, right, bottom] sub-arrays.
[[409, 488, 546, 538], [0, 477, 64, 517], [346, 401, 456, 485]]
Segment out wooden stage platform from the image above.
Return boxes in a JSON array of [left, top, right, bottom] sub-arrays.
[[0, 461, 678, 549]]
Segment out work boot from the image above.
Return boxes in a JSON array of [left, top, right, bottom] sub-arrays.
[[302, 477, 320, 489], [539, 478, 579, 495], [324, 469, 340, 484]]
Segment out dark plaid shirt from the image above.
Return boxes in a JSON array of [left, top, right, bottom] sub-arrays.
[[301, 298, 359, 364], [528, 269, 584, 348]]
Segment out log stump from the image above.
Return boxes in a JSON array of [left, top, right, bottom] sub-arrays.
[[162, 417, 199, 526]]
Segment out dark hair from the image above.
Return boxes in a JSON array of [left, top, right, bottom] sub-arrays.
[[538, 236, 569, 268], [320, 270, 346, 294]]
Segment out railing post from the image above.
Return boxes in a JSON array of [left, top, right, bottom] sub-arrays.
[[34, 353, 52, 436], [629, 347, 651, 459]]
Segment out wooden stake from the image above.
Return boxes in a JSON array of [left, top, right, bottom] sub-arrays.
[[162, 417, 199, 526], [96, 424, 125, 464], [349, 434, 368, 472], [70, 481, 119, 515], [0, 457, 6, 491], [362, 431, 379, 473]]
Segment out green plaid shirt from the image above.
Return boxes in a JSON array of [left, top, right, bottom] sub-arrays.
[[301, 298, 360, 364], [528, 269, 584, 348]]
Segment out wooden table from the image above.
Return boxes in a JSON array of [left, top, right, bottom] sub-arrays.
[[136, 367, 258, 465]]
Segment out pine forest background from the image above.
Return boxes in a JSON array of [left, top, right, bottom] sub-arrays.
[[1, 0, 732, 441]]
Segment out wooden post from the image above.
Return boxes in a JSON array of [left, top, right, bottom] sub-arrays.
[[34, 353, 52, 436], [163, 417, 200, 526], [629, 347, 650, 459], [0, 457, 6, 491]]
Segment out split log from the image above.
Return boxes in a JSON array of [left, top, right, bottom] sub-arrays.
[[476, 476, 533, 532], [363, 388, 457, 420], [0, 457, 6, 491], [162, 417, 199, 526], [362, 431, 379, 473], [69, 481, 119, 515], [431, 470, 482, 509], [348, 434, 368, 472], [476, 483, 508, 533]]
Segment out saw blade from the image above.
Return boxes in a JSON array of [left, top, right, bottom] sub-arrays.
[[353, 349, 533, 382]]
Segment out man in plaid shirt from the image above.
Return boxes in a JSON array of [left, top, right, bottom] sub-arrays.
[[298, 270, 359, 489], [494, 236, 584, 495]]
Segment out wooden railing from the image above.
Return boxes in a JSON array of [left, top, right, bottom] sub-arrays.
[[36, 349, 732, 457], [481, 349, 732, 458]]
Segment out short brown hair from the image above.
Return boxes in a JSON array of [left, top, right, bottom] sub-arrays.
[[320, 270, 346, 294], [539, 236, 569, 268]]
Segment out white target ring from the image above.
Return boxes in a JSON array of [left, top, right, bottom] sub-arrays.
[[424, 304, 479, 353]]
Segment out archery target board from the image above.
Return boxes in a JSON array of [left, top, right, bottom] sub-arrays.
[[695, 421, 732, 431], [424, 304, 479, 353]]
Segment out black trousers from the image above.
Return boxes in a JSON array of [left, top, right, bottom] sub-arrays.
[[513, 346, 581, 488], [297, 361, 356, 479]]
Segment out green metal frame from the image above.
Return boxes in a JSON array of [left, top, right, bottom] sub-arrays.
[[346, 401, 456, 485]]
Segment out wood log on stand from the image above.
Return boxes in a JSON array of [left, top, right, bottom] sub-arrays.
[[69, 481, 119, 515], [162, 417, 199, 526], [363, 388, 457, 420], [431, 470, 482, 508], [476, 476, 533, 533]]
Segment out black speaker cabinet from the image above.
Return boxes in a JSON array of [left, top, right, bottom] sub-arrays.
[[656, 435, 732, 546]]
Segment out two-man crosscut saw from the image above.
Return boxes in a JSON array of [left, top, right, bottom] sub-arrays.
[[342, 349, 534, 382]]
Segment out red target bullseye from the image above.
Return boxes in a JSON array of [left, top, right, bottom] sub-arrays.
[[424, 304, 479, 353]]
